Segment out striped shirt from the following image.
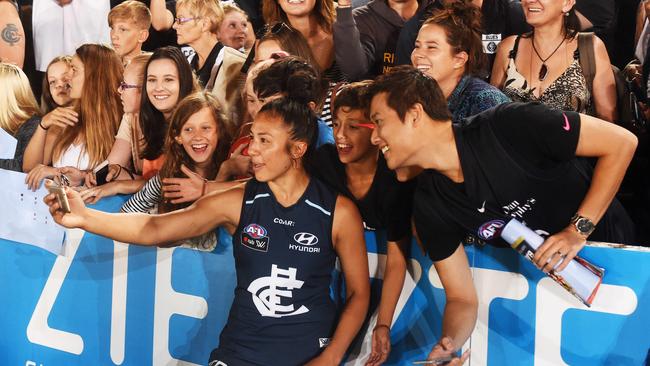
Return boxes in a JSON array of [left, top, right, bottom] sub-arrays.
[[120, 174, 162, 214]]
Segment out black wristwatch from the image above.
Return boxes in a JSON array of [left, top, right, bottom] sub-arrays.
[[570, 214, 595, 237]]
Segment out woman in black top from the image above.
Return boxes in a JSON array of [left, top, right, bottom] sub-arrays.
[[366, 66, 636, 364], [313, 81, 414, 365]]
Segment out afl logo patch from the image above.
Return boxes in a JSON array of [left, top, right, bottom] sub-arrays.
[[241, 224, 270, 252], [244, 224, 267, 239], [478, 220, 505, 241]]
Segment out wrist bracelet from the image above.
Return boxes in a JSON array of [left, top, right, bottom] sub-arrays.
[[39, 120, 49, 130], [373, 324, 390, 332], [115, 165, 123, 180]]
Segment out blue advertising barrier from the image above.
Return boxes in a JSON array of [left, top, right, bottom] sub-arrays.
[[1, 195, 649, 365]]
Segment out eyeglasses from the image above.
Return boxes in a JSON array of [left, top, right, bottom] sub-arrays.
[[118, 81, 141, 91], [174, 16, 201, 25]]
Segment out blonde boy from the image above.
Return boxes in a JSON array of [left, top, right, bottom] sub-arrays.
[[108, 1, 151, 66]]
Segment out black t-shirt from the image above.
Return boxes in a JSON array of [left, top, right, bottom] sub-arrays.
[[190, 41, 223, 87], [414, 102, 634, 261], [575, 0, 616, 34], [313, 144, 415, 241]]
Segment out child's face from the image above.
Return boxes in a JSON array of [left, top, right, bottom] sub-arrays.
[[176, 107, 220, 171], [244, 77, 262, 119], [254, 39, 283, 64], [217, 11, 248, 50], [118, 63, 142, 114], [47, 61, 72, 107], [332, 107, 376, 164], [110, 20, 145, 58]]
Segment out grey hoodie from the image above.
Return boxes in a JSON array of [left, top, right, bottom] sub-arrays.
[[333, 0, 430, 81]]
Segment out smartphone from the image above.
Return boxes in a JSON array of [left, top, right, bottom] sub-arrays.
[[93, 160, 110, 185], [45, 179, 71, 213]]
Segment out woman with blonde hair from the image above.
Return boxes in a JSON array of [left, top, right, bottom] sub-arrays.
[[171, 0, 225, 86], [25, 44, 124, 189], [0, 63, 41, 172]]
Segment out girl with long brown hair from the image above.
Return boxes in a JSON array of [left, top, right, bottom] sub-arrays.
[[102, 53, 152, 181], [25, 44, 124, 190], [79, 47, 201, 204], [119, 91, 232, 216]]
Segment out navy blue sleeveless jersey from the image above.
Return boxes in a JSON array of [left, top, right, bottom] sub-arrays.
[[209, 178, 339, 366]]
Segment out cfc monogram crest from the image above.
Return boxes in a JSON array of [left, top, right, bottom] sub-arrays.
[[247, 265, 309, 318]]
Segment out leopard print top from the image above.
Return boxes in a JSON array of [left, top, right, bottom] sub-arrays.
[[502, 35, 591, 114]]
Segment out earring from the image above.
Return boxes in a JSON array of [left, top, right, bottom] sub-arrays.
[[564, 11, 569, 17]]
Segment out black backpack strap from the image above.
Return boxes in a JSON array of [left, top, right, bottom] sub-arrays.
[[508, 34, 524, 60], [577, 32, 596, 94]]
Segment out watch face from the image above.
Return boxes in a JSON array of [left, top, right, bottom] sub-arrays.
[[576, 218, 594, 234]]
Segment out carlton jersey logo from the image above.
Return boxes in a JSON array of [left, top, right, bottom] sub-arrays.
[[478, 220, 505, 241], [247, 264, 309, 318], [241, 224, 270, 252], [290, 232, 320, 253], [482, 33, 502, 54]]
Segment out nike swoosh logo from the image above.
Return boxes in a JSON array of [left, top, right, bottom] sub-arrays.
[[477, 201, 486, 213], [562, 113, 570, 131]]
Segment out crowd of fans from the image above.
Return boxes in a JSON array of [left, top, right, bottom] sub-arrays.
[[2, 0, 649, 365]]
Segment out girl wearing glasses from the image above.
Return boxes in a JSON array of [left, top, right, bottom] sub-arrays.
[[24, 44, 123, 190], [78, 53, 152, 202], [45, 97, 370, 366]]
